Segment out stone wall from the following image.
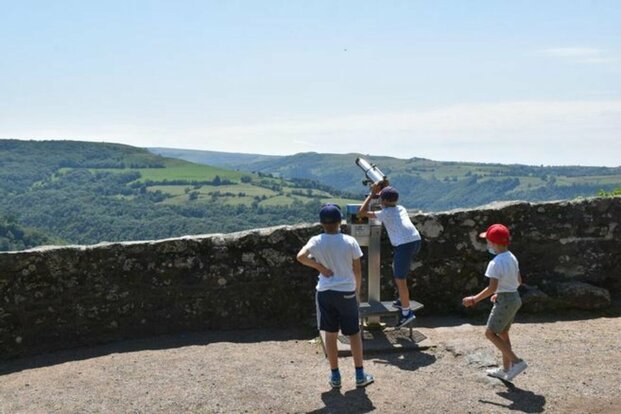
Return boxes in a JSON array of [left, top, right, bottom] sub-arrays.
[[1, 197, 619, 359]]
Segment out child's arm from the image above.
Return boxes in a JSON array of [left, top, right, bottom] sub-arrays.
[[296, 246, 334, 277], [353, 258, 362, 301], [357, 184, 380, 218], [463, 278, 499, 307]]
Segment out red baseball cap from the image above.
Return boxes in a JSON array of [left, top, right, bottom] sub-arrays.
[[479, 224, 511, 245]]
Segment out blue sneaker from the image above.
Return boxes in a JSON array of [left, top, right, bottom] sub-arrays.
[[329, 376, 341, 389], [396, 309, 416, 328], [355, 373, 375, 388], [392, 298, 403, 309]]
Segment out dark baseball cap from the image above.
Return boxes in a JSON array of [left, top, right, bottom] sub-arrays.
[[379, 186, 399, 202], [319, 204, 342, 224]]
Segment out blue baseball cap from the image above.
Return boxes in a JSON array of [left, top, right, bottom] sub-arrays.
[[319, 204, 342, 224], [380, 186, 399, 202]]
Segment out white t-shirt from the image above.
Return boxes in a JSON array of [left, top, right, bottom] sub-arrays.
[[374, 205, 421, 247], [304, 233, 363, 292], [485, 251, 520, 293]]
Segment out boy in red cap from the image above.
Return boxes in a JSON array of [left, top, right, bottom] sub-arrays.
[[358, 184, 422, 328], [462, 224, 527, 381]]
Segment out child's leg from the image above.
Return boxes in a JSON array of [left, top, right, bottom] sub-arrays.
[[392, 241, 420, 310], [349, 331, 374, 386], [324, 331, 340, 370], [394, 278, 410, 308], [340, 294, 372, 385], [348, 331, 364, 368], [498, 330, 512, 370], [486, 293, 522, 372], [485, 328, 519, 368]]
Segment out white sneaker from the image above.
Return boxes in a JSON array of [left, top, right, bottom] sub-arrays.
[[486, 367, 508, 380], [506, 360, 528, 381]]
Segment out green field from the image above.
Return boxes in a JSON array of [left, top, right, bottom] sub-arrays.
[[555, 175, 621, 186], [148, 184, 277, 197], [134, 163, 355, 208], [135, 158, 246, 182], [58, 160, 354, 209], [258, 194, 359, 207], [57, 158, 248, 184]]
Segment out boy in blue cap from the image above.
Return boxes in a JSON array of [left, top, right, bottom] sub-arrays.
[[297, 204, 374, 389], [358, 185, 422, 328]]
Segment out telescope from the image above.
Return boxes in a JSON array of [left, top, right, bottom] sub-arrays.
[[355, 157, 388, 188]]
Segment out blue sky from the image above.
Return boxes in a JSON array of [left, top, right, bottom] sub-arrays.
[[1, 1, 620, 166]]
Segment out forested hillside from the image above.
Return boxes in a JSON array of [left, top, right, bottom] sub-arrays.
[[0, 140, 358, 250], [151, 148, 621, 211]]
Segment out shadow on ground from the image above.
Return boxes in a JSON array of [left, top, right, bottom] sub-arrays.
[[0, 328, 314, 376], [372, 350, 436, 372], [479, 382, 546, 413], [307, 387, 375, 414], [3, 297, 619, 378]]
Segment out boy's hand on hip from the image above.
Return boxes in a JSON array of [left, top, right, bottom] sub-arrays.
[[319, 266, 334, 277]]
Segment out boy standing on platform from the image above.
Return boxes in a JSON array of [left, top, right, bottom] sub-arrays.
[[358, 185, 422, 328]]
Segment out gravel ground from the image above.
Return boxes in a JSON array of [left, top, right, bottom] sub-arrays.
[[1, 313, 620, 414]]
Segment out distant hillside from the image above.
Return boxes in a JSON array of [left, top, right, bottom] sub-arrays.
[[0, 140, 358, 250], [149, 147, 279, 169], [150, 148, 621, 211]]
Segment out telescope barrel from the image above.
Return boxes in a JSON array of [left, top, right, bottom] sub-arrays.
[[355, 157, 387, 185], [355, 157, 373, 172]]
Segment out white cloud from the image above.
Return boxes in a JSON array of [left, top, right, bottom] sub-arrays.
[[542, 47, 602, 57], [540, 47, 618, 64]]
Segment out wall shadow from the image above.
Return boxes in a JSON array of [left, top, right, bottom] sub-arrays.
[[0, 327, 314, 376]]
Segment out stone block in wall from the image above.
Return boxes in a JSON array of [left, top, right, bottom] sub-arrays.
[[555, 281, 611, 310], [519, 284, 552, 313]]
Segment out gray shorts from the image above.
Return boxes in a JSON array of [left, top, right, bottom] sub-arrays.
[[487, 292, 522, 334]]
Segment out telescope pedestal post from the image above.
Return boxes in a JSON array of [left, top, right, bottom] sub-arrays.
[[365, 223, 383, 329]]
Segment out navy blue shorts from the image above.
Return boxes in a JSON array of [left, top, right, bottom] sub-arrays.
[[316, 290, 360, 335], [392, 240, 421, 279]]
